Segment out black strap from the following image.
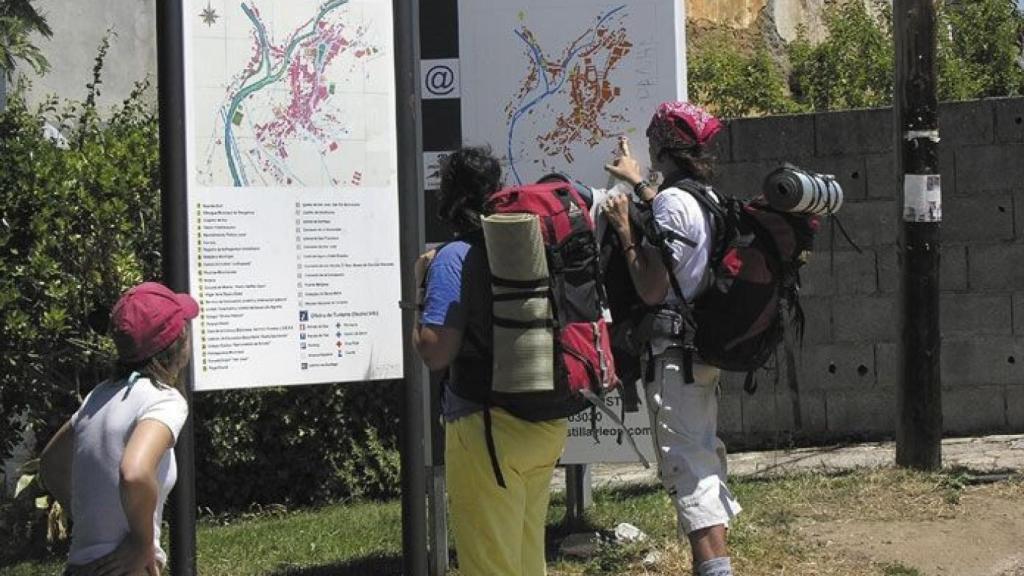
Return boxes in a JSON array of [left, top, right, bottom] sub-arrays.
[[492, 317, 554, 329], [483, 407, 507, 488], [492, 289, 549, 302], [492, 276, 548, 289], [682, 348, 695, 384]]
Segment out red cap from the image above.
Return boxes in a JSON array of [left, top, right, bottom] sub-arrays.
[[110, 282, 199, 363]]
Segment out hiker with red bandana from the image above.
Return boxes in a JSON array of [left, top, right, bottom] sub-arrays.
[[603, 101, 741, 576]]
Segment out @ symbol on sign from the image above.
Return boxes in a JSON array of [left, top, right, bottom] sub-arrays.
[[426, 65, 456, 96]]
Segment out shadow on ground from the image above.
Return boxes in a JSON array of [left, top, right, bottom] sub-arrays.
[[266, 553, 402, 576]]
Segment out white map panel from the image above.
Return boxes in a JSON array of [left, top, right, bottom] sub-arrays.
[[459, 0, 686, 186], [184, 0, 402, 391]]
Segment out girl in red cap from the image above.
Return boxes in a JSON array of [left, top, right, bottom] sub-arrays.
[[603, 102, 741, 576], [40, 282, 199, 575]]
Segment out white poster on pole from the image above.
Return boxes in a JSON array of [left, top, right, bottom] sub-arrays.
[[458, 0, 686, 187], [560, 383, 656, 465], [183, 0, 402, 390]]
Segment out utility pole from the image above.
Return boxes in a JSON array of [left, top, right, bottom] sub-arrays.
[[894, 0, 942, 470]]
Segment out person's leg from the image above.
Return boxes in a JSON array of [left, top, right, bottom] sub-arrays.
[[446, 411, 527, 576], [644, 351, 740, 567], [510, 414, 568, 576]]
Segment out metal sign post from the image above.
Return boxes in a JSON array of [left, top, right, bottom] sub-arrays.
[[894, 0, 942, 470], [155, 0, 197, 574], [394, 0, 429, 574]]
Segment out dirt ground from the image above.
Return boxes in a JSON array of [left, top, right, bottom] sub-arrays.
[[801, 484, 1024, 576]]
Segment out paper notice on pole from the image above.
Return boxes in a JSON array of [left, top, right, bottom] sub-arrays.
[[182, 0, 403, 391], [560, 384, 657, 465], [902, 174, 942, 223]]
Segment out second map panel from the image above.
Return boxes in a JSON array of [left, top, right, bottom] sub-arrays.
[[459, 0, 686, 186]]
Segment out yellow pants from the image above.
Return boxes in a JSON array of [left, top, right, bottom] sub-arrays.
[[446, 408, 568, 576]]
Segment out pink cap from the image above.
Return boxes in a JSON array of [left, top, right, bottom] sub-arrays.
[[110, 282, 199, 363]]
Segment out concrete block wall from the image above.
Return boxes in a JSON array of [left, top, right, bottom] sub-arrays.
[[712, 98, 1024, 447]]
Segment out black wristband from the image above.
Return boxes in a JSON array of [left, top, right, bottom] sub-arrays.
[[633, 179, 652, 199]]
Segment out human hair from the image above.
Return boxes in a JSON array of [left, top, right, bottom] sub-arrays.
[[656, 144, 716, 184], [436, 146, 502, 235], [113, 326, 192, 395]]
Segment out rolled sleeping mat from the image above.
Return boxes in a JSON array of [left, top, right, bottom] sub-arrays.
[[763, 165, 844, 215], [481, 213, 554, 394]]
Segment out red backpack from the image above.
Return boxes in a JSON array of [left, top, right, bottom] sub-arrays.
[[449, 181, 649, 486], [608, 179, 819, 391]]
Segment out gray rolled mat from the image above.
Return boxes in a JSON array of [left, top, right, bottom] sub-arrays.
[[482, 214, 554, 394], [763, 166, 844, 215]]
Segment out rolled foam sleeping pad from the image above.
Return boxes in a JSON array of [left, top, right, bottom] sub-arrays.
[[481, 213, 554, 394]]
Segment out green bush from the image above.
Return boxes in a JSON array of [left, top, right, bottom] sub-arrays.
[[937, 0, 1024, 101], [195, 382, 402, 512], [0, 47, 400, 519], [689, 32, 800, 118], [788, 1, 895, 112], [0, 52, 163, 462]]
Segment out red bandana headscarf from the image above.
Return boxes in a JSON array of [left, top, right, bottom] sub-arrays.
[[646, 101, 722, 152]]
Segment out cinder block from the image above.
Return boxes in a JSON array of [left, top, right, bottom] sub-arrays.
[[969, 244, 1024, 291], [833, 295, 898, 342], [799, 296, 832, 344], [713, 161, 776, 200], [742, 388, 792, 433], [802, 250, 877, 296], [994, 97, 1024, 143], [804, 156, 868, 202], [732, 114, 816, 162], [774, 388, 829, 433], [719, 391, 743, 436], [956, 144, 1024, 192], [940, 294, 1013, 336], [939, 147, 958, 198], [709, 121, 733, 164], [816, 108, 893, 156], [942, 337, 1022, 387], [939, 100, 994, 146], [826, 201, 898, 247], [866, 154, 898, 199], [797, 343, 876, 391], [876, 342, 898, 389], [874, 246, 964, 293], [1007, 386, 1024, 431], [944, 193, 1014, 242], [942, 386, 1006, 435], [825, 389, 896, 434], [1015, 293, 1024, 335], [1016, 189, 1024, 241]]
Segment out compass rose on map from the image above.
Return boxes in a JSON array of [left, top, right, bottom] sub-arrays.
[[200, 2, 219, 27]]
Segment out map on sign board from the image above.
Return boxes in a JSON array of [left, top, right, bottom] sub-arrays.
[[184, 0, 402, 391], [460, 0, 685, 186], [193, 0, 393, 188]]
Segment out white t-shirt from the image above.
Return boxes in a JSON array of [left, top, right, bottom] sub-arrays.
[[592, 183, 714, 303], [651, 186, 715, 303], [68, 373, 188, 566]]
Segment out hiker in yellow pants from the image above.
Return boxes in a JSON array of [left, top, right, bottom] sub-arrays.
[[446, 408, 567, 576], [412, 147, 568, 576]]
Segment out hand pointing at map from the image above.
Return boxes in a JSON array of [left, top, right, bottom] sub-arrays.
[[604, 136, 644, 188]]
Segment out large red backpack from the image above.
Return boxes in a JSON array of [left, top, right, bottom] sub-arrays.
[[449, 181, 649, 486], [607, 179, 819, 391]]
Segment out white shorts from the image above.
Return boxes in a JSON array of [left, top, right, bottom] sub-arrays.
[[645, 348, 742, 536]]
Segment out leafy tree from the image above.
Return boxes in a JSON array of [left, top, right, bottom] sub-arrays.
[[689, 31, 800, 118], [0, 0, 52, 77], [937, 0, 1024, 100], [788, 1, 895, 112]]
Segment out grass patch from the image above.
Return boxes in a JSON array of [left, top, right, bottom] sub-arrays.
[[4, 468, 1022, 575]]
